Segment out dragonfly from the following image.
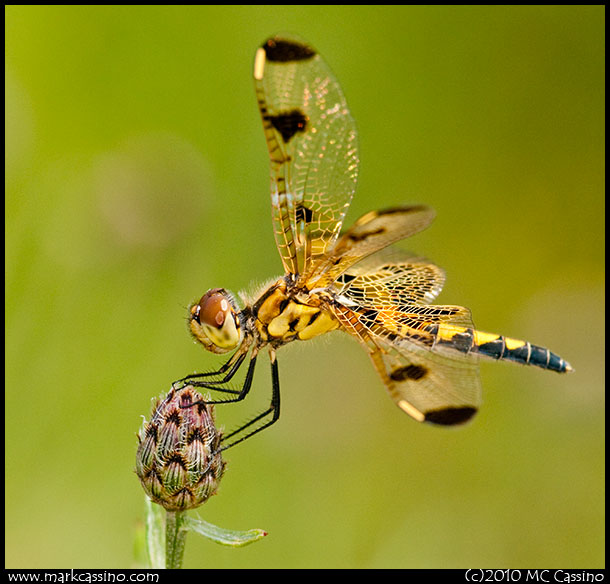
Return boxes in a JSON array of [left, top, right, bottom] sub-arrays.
[[175, 35, 573, 450]]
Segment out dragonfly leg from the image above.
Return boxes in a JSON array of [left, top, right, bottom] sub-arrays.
[[219, 350, 281, 451], [180, 352, 258, 404], [175, 347, 248, 383]]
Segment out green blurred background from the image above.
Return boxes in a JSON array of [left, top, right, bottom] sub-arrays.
[[5, 5, 604, 569]]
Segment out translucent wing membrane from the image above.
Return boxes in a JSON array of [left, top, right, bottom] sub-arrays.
[[324, 251, 482, 423], [333, 248, 446, 306], [329, 300, 482, 425], [254, 36, 359, 277], [327, 250, 570, 422], [307, 205, 436, 287], [369, 337, 482, 425]]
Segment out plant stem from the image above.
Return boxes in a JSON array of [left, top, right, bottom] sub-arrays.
[[165, 510, 187, 569]]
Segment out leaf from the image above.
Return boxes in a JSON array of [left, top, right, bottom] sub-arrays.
[[184, 516, 268, 547]]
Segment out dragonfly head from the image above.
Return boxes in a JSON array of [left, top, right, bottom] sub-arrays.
[[189, 288, 243, 354]]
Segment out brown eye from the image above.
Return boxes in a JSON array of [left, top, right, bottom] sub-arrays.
[[195, 289, 229, 329], [188, 287, 241, 354]]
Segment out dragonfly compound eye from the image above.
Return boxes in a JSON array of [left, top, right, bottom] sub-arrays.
[[189, 288, 242, 354]]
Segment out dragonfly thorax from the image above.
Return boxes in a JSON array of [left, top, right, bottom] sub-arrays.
[[189, 288, 243, 354]]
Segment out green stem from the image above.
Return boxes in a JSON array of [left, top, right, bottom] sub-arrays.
[[165, 510, 187, 569]]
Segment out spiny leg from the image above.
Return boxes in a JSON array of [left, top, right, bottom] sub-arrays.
[[173, 348, 250, 397], [175, 346, 248, 384], [181, 350, 259, 405], [220, 350, 281, 451]]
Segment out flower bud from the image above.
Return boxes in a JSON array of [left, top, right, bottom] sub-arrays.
[[136, 386, 225, 511]]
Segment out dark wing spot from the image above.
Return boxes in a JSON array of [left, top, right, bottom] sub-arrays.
[[266, 110, 308, 143], [263, 38, 316, 62], [432, 307, 462, 316], [425, 407, 477, 425], [390, 364, 428, 381], [337, 273, 357, 285], [347, 227, 385, 243], [378, 205, 429, 216], [296, 204, 314, 224]]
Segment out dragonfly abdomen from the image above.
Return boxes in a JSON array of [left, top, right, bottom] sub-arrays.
[[431, 324, 572, 373]]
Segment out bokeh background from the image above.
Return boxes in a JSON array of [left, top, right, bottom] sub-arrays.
[[5, 5, 604, 569]]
